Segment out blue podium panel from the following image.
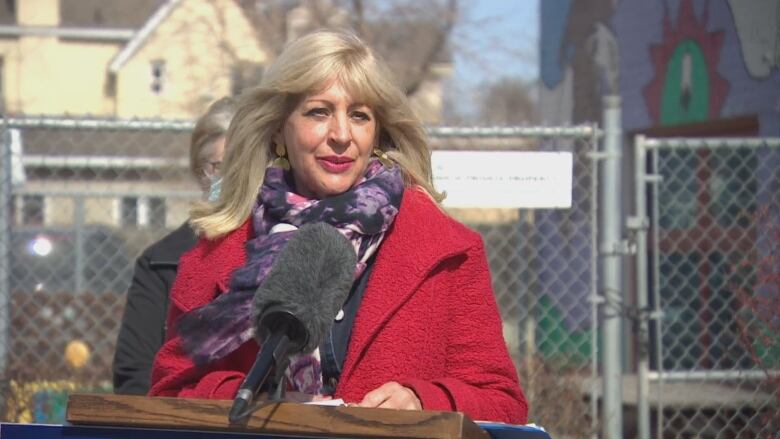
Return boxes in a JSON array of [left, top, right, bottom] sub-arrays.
[[1, 423, 551, 439], [476, 423, 551, 439]]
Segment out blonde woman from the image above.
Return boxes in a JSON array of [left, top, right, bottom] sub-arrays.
[[149, 31, 527, 424]]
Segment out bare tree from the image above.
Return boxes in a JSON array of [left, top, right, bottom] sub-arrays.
[[236, 0, 458, 96], [478, 76, 537, 125]]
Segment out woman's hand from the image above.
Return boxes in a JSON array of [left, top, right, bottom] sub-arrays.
[[356, 381, 422, 410]]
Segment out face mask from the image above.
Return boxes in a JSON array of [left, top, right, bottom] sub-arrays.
[[207, 175, 223, 202]]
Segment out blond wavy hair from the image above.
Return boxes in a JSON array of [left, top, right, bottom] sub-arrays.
[[190, 30, 442, 238]]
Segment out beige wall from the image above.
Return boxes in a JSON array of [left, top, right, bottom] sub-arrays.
[[2, 0, 120, 115], [18, 0, 59, 27], [116, 0, 266, 119], [2, 38, 119, 115]]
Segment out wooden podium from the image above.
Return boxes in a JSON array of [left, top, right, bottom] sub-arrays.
[[0, 394, 551, 438], [61, 393, 488, 439]]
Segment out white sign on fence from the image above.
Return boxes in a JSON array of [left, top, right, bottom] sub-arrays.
[[432, 151, 573, 209]]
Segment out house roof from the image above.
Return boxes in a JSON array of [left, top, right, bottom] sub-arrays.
[[0, 0, 166, 28], [108, 0, 180, 73], [60, 0, 166, 29], [0, 1, 14, 24]]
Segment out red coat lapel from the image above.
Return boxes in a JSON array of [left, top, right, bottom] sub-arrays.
[[339, 188, 470, 381]]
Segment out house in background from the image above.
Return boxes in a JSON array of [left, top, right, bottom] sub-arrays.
[[0, 0, 451, 121], [0, 0, 266, 118]]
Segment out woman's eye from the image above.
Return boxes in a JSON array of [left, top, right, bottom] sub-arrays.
[[352, 111, 371, 121], [305, 108, 329, 117]]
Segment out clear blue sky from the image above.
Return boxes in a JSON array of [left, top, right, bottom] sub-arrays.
[[453, 0, 539, 87]]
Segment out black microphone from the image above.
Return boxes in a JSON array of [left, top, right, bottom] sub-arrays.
[[228, 222, 356, 423]]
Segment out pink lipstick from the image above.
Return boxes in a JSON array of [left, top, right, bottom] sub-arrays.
[[318, 156, 353, 173]]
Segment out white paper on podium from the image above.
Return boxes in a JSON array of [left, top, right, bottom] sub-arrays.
[[303, 398, 345, 406]]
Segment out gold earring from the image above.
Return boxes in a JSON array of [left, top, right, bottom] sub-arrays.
[[272, 142, 290, 170], [373, 148, 393, 169]]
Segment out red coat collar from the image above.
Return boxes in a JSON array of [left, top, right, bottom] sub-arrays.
[[170, 219, 253, 313]]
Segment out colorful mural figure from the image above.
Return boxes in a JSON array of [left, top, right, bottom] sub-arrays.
[[728, 0, 780, 79], [643, 0, 729, 126], [540, 0, 620, 125]]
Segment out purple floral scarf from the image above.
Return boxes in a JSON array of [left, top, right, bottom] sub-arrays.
[[178, 158, 404, 370]]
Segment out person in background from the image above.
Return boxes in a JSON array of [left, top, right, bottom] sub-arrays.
[[112, 97, 238, 395], [149, 31, 528, 424]]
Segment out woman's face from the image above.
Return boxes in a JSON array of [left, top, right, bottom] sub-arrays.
[[199, 135, 226, 193], [280, 80, 376, 199]]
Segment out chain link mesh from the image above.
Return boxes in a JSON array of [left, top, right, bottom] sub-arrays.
[[439, 132, 599, 436], [645, 138, 780, 438], [0, 117, 599, 436]]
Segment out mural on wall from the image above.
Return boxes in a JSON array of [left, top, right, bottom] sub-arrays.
[[536, 0, 623, 362], [727, 0, 780, 79], [643, 0, 729, 126], [539, 0, 620, 125]]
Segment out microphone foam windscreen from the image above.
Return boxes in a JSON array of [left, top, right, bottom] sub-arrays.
[[252, 222, 357, 352]]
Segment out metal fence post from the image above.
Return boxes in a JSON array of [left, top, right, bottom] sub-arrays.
[[601, 95, 624, 439], [631, 135, 654, 439], [0, 128, 10, 377], [75, 196, 85, 294]]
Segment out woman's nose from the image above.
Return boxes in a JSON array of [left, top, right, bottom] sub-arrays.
[[329, 113, 351, 145]]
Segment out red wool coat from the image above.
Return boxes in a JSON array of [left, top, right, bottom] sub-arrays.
[[149, 188, 528, 424]]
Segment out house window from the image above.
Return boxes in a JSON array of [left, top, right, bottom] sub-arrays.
[[21, 194, 44, 225], [150, 59, 165, 94], [148, 197, 166, 228], [120, 197, 138, 227]]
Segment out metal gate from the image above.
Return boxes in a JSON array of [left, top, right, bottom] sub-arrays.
[[633, 135, 780, 438]]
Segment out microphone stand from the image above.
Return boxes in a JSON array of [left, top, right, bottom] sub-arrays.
[[268, 358, 288, 402], [228, 331, 291, 423]]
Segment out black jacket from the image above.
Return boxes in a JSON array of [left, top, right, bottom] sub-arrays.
[[112, 222, 197, 395]]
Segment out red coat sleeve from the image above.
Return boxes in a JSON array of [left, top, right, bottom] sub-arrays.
[[400, 239, 529, 424], [148, 301, 253, 399], [148, 222, 257, 399]]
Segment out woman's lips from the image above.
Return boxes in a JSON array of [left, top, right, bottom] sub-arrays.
[[317, 156, 353, 173]]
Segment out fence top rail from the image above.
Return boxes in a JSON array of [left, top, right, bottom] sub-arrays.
[[2, 116, 600, 139], [641, 136, 780, 149], [2, 116, 195, 131], [427, 125, 601, 139], [12, 188, 201, 198]]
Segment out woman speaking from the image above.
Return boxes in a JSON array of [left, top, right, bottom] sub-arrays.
[[149, 30, 528, 424]]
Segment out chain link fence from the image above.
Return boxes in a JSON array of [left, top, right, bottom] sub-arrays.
[[635, 136, 780, 438], [0, 116, 601, 436], [0, 117, 200, 423], [431, 126, 600, 437], [4, 118, 777, 438]]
